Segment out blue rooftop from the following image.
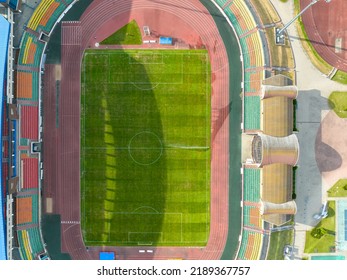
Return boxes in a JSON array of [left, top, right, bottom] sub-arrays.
[[0, 14, 10, 260], [99, 252, 115, 260], [159, 37, 172, 45]]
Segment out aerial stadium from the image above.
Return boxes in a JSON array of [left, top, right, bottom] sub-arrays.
[[0, 0, 305, 260]]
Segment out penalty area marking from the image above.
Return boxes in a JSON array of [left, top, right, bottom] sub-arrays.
[[131, 82, 160, 91], [86, 212, 183, 244], [128, 52, 164, 64], [84, 51, 185, 86]]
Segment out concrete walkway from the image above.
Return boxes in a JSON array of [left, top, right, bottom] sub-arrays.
[[270, 0, 347, 260]]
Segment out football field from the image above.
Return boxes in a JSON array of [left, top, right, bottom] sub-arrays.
[[81, 49, 211, 246]]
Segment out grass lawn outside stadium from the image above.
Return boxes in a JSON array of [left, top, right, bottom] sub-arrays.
[[81, 49, 211, 246]]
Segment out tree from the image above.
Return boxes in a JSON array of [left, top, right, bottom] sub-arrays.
[[311, 227, 327, 239]]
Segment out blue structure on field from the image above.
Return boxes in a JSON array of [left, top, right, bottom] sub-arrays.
[[159, 37, 172, 45], [99, 252, 115, 260], [0, 15, 10, 260]]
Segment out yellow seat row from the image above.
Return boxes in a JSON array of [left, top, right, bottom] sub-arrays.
[[250, 32, 264, 67], [250, 232, 263, 259], [27, 0, 55, 31], [21, 230, 33, 260], [22, 36, 33, 64], [233, 0, 257, 32]]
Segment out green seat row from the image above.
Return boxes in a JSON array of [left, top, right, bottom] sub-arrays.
[[243, 168, 260, 202], [244, 96, 260, 130], [237, 230, 250, 259], [40, 2, 67, 34], [224, 8, 243, 36], [243, 205, 251, 226], [31, 71, 39, 102], [27, 227, 44, 255], [215, 0, 230, 7]]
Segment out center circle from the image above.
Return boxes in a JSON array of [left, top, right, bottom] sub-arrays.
[[128, 131, 163, 165]]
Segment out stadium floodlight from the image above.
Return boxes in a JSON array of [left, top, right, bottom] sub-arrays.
[[275, 0, 331, 45]]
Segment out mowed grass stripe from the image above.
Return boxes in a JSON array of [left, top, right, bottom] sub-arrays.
[[81, 49, 210, 246]]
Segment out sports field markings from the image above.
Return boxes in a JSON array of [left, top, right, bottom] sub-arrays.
[[81, 50, 210, 246], [132, 206, 160, 213], [84, 146, 209, 150], [86, 212, 183, 244], [84, 51, 185, 87], [128, 52, 164, 64], [127, 131, 163, 166], [205, 51, 209, 241], [131, 82, 160, 91]]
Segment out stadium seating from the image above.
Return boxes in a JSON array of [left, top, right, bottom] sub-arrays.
[[16, 196, 33, 225], [249, 207, 262, 228], [244, 32, 264, 68], [2, 163, 8, 188], [237, 229, 263, 260], [244, 233, 255, 259], [213, 0, 266, 260], [223, 8, 243, 36], [17, 230, 33, 260], [22, 157, 39, 189], [20, 106, 39, 140], [15, 0, 74, 260], [17, 70, 40, 103], [244, 96, 260, 130], [19, 137, 29, 147], [229, 0, 256, 36], [18, 33, 44, 68], [17, 228, 44, 260], [16, 71, 33, 99], [219, 0, 265, 116], [242, 168, 261, 202], [2, 140, 8, 158], [27, 227, 45, 255], [215, 0, 230, 7], [236, 230, 249, 259], [16, 194, 39, 226], [27, 0, 70, 34]]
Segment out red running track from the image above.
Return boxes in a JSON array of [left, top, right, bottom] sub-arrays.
[[301, 0, 347, 72], [54, 0, 231, 260]]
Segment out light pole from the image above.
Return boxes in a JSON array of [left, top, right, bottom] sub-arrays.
[[275, 0, 331, 45]]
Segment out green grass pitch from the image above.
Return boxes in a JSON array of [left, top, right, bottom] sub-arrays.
[[81, 49, 211, 246]]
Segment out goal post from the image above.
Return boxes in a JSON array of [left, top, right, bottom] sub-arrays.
[[143, 26, 151, 36]]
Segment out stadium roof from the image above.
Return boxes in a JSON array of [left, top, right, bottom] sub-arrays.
[[99, 252, 115, 260], [260, 75, 296, 226], [261, 164, 293, 225], [261, 96, 292, 137], [0, 14, 10, 260]]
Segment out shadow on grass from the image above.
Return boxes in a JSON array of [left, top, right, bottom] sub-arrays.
[[81, 49, 167, 249], [100, 20, 142, 45]]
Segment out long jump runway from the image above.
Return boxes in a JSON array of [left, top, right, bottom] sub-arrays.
[[53, 0, 231, 260]]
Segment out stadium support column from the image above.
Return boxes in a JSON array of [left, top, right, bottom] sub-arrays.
[[251, 133, 300, 167], [6, 8, 14, 104], [6, 195, 13, 260], [260, 200, 297, 215]]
